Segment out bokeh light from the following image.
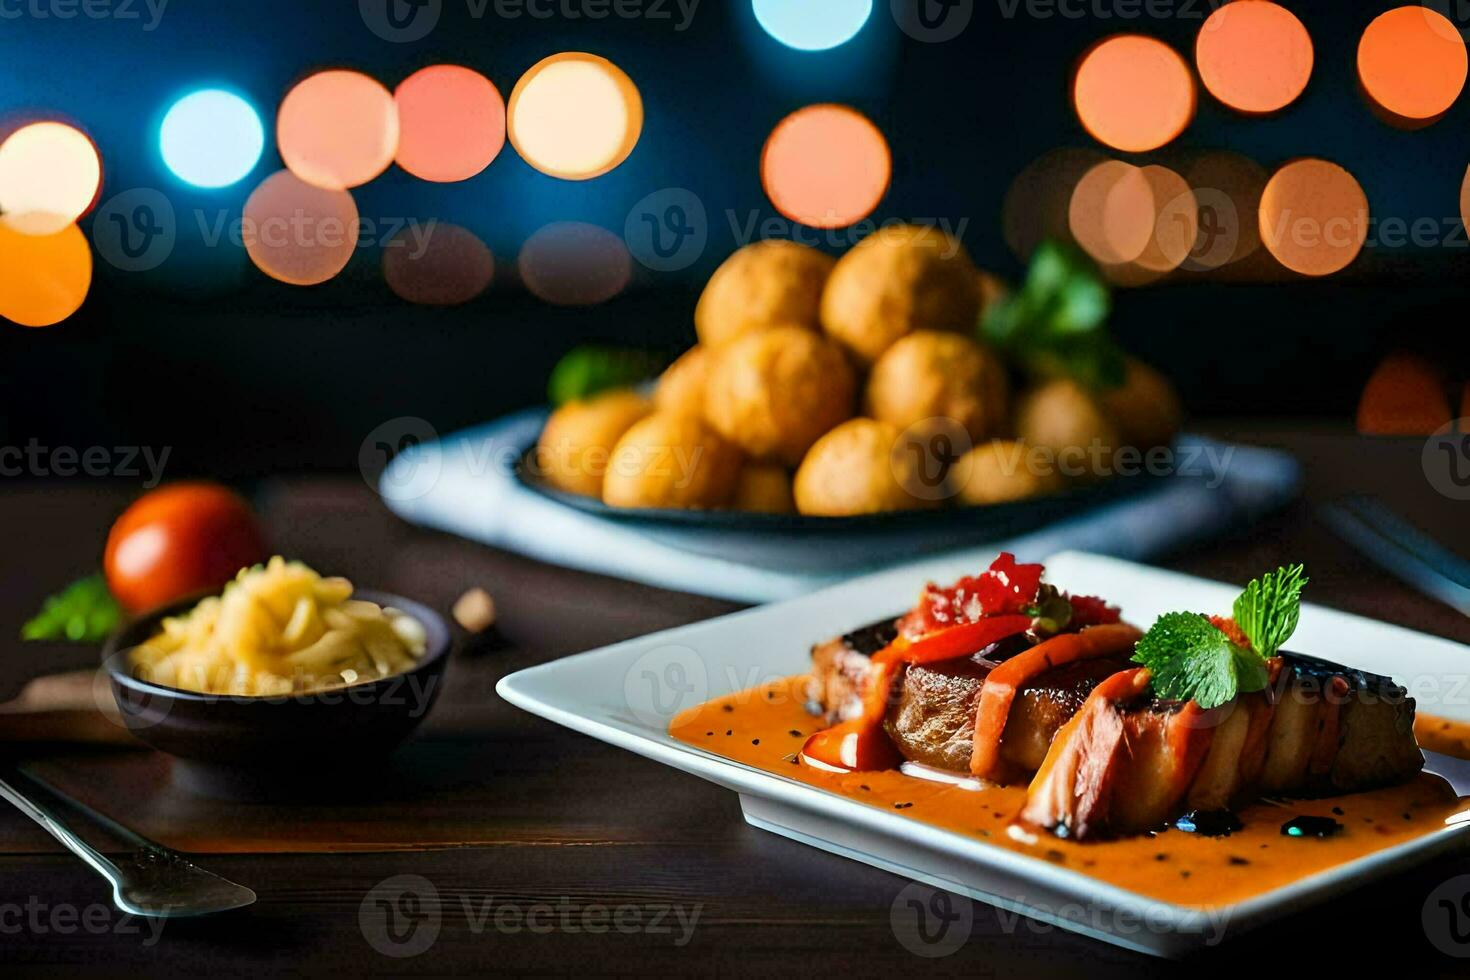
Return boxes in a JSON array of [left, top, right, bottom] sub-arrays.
[[383, 222, 495, 306], [160, 89, 265, 188], [1073, 35, 1195, 152], [1002, 147, 1107, 259], [1069, 160, 1154, 264], [507, 54, 642, 181], [242, 169, 360, 286], [518, 222, 631, 306], [1357, 352, 1452, 435], [1259, 158, 1368, 277], [1069, 160, 1198, 286], [1180, 150, 1267, 270], [0, 122, 102, 235], [277, 70, 399, 190], [1357, 7, 1467, 126], [1195, 1, 1312, 114], [0, 222, 91, 326], [761, 104, 890, 229], [753, 0, 873, 51], [394, 65, 505, 183], [1111, 165, 1198, 286], [1461, 164, 1470, 239]]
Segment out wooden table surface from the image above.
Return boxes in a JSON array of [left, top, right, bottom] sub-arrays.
[[1, 426, 1467, 976]]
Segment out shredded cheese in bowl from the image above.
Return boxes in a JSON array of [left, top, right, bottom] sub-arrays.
[[129, 557, 429, 696]]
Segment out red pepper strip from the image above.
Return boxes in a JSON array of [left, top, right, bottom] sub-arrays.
[[800, 616, 1035, 772], [969, 623, 1144, 781], [873, 615, 1034, 668]]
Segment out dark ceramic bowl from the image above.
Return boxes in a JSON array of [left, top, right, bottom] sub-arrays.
[[102, 590, 451, 800]]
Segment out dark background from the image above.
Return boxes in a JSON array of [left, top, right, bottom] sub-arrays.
[[2, 0, 1468, 477]]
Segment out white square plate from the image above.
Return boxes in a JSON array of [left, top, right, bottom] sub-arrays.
[[497, 551, 1470, 957]]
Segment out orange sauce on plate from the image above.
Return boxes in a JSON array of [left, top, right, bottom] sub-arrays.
[[671, 676, 1470, 908]]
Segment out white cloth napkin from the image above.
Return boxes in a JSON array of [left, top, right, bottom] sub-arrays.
[[381, 408, 1300, 604]]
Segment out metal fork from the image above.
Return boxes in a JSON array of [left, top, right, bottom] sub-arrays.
[[1320, 495, 1470, 617], [0, 766, 255, 917]]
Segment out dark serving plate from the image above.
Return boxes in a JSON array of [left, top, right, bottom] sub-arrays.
[[101, 590, 452, 800], [513, 440, 1170, 542]]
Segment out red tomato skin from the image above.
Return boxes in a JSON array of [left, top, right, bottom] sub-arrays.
[[103, 482, 268, 614]]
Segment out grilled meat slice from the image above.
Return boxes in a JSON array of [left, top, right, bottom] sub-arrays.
[[806, 618, 898, 725], [805, 618, 1132, 775], [885, 653, 1131, 773], [1019, 653, 1424, 840]]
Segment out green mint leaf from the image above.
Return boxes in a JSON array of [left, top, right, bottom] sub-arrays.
[[1232, 564, 1308, 658], [548, 346, 663, 407], [22, 575, 122, 644], [1131, 611, 1269, 710], [978, 239, 1123, 391]]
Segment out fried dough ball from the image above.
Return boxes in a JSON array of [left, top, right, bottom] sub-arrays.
[[732, 464, 795, 514], [794, 418, 932, 516], [1015, 379, 1120, 483], [953, 440, 1064, 506], [654, 346, 710, 418], [1101, 357, 1182, 451], [864, 330, 1009, 443], [695, 240, 835, 350], [704, 326, 857, 466], [536, 389, 652, 498], [820, 225, 981, 364], [603, 412, 743, 510]]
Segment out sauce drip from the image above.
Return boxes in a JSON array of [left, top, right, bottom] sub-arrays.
[[673, 676, 1470, 908], [1281, 816, 1344, 839]]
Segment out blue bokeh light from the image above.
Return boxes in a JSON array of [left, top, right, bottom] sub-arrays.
[[752, 0, 873, 52], [159, 89, 265, 189]]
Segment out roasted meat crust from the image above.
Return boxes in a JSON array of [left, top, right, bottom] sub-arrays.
[[885, 655, 1131, 773], [806, 618, 898, 724], [805, 616, 1130, 774], [1019, 652, 1424, 840]]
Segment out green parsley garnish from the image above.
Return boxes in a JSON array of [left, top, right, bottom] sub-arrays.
[[21, 574, 122, 643], [1232, 564, 1308, 659], [979, 240, 1126, 391], [547, 345, 664, 407], [1131, 566, 1307, 709], [1131, 612, 1268, 710]]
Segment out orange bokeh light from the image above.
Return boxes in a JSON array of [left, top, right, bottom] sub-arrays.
[[507, 53, 642, 181], [1069, 160, 1154, 264], [1070, 161, 1197, 285], [1259, 158, 1368, 277], [1357, 7, 1467, 126], [1196, 1, 1313, 114], [761, 104, 891, 229], [278, 70, 399, 190], [242, 169, 360, 286], [1180, 150, 1267, 270], [383, 222, 495, 306], [518, 222, 631, 306], [1073, 35, 1195, 153], [1461, 164, 1470, 238], [1357, 353, 1452, 436], [1002, 147, 1107, 260], [394, 65, 506, 183], [0, 222, 92, 327], [0, 122, 102, 235]]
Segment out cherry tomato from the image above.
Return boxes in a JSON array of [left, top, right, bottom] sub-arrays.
[[104, 482, 268, 614]]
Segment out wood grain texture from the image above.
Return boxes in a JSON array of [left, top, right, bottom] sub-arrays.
[[0, 425, 1465, 974]]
